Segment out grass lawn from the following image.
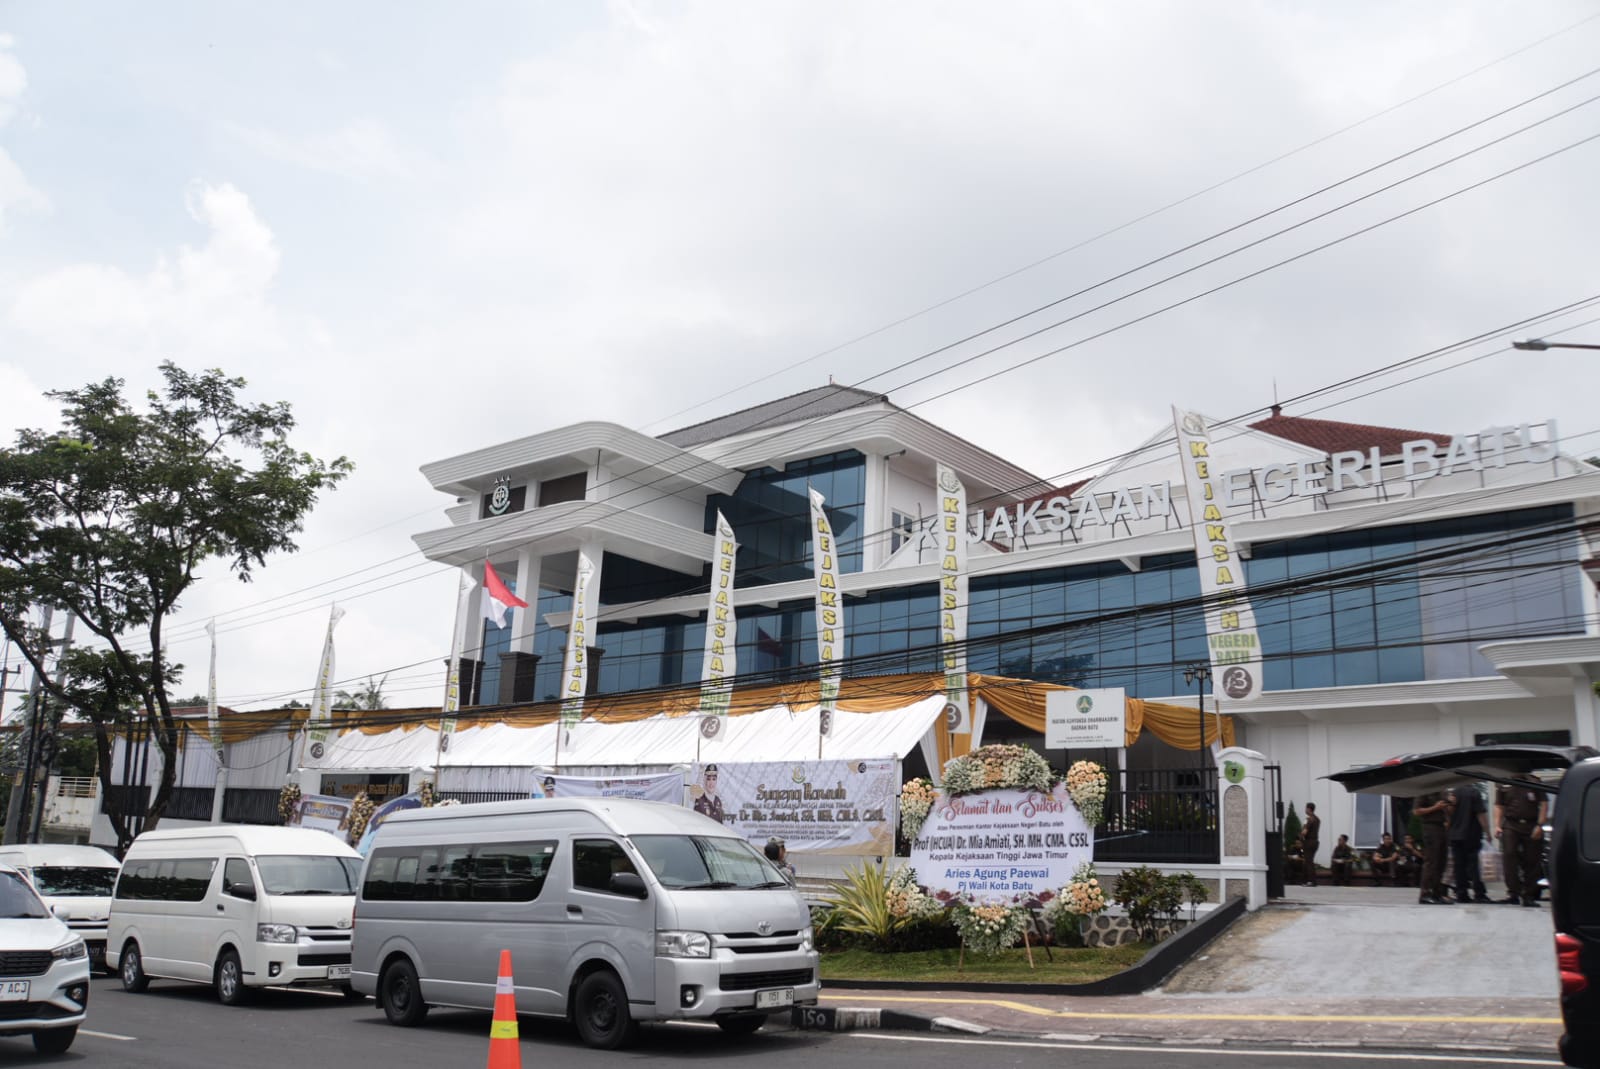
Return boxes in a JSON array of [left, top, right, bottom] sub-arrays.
[[820, 942, 1151, 985]]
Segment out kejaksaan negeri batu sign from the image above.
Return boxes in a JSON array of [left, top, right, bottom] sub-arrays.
[[908, 784, 1093, 901]]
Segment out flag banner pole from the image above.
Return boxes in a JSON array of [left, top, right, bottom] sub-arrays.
[[435, 572, 477, 782], [808, 486, 843, 757], [559, 548, 599, 753], [698, 512, 738, 745], [935, 463, 971, 734], [299, 604, 346, 775], [1173, 406, 1264, 706], [204, 618, 223, 763]]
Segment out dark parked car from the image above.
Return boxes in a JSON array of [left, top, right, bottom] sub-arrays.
[[1329, 744, 1600, 1069]]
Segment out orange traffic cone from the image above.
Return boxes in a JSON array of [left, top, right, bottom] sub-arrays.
[[487, 949, 521, 1069]]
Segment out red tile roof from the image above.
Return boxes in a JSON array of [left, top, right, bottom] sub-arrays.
[[1248, 408, 1451, 455]]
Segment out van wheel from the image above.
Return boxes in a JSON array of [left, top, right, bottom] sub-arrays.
[[380, 958, 428, 1027], [573, 970, 637, 1050], [215, 950, 250, 1006], [31, 1026, 77, 1056], [716, 1014, 765, 1035], [120, 941, 149, 993], [339, 983, 368, 1002]]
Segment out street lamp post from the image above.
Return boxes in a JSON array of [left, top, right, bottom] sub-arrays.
[[1182, 662, 1211, 777], [1511, 338, 1600, 351]]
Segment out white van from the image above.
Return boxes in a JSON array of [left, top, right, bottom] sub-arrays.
[[0, 845, 121, 974], [105, 825, 362, 1005], [350, 798, 819, 1048]]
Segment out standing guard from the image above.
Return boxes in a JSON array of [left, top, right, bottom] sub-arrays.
[[1494, 780, 1547, 907]]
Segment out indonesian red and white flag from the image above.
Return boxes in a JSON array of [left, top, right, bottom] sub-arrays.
[[482, 561, 528, 628]]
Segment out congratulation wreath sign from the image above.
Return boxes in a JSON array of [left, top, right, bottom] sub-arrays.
[[905, 747, 1099, 904]]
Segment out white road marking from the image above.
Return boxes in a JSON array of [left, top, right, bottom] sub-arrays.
[[852, 1033, 1559, 1065], [81, 1028, 138, 1041]]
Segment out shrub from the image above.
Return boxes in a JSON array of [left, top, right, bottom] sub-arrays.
[[1112, 865, 1188, 942], [822, 861, 909, 950]]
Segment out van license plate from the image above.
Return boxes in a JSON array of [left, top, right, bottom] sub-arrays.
[[0, 982, 28, 1002], [754, 988, 793, 1010], [327, 966, 351, 981]]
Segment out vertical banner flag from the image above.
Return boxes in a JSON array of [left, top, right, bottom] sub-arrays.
[[699, 511, 738, 742], [304, 604, 346, 763], [204, 618, 223, 761], [1173, 407, 1264, 703], [808, 487, 843, 742], [437, 573, 476, 761], [560, 549, 598, 735], [936, 464, 971, 733]]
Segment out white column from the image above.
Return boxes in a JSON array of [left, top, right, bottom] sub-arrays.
[[1216, 746, 1269, 910], [511, 548, 541, 655], [1573, 673, 1600, 750], [864, 453, 888, 570]]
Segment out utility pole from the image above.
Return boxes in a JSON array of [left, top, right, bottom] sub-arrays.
[[4, 605, 53, 845], [30, 612, 75, 843]]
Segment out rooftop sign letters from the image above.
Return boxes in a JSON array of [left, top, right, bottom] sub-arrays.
[[968, 420, 1559, 542]]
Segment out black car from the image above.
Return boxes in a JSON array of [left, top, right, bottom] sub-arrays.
[[1328, 744, 1600, 1069]]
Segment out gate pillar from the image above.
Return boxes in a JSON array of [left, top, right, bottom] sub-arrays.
[[1216, 746, 1269, 910]]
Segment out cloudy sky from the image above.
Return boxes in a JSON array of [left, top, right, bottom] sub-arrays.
[[2, 2, 1598, 711]]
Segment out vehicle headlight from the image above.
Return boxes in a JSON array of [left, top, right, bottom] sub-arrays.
[[799, 926, 814, 952], [256, 923, 298, 944], [50, 939, 87, 961], [655, 930, 711, 958]]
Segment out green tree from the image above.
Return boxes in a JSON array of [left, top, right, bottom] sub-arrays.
[[334, 674, 389, 711], [0, 364, 350, 849]]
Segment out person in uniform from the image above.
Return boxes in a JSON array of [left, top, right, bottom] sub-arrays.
[[764, 837, 796, 881], [1415, 791, 1453, 903], [1495, 780, 1548, 907], [1396, 833, 1424, 887], [693, 764, 727, 823], [1370, 832, 1400, 885], [1329, 834, 1356, 886], [1300, 802, 1321, 887], [1449, 782, 1491, 903]]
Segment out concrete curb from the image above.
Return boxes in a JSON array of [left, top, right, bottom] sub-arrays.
[[791, 1009, 1556, 1058], [790, 1005, 988, 1034], [822, 894, 1249, 997]]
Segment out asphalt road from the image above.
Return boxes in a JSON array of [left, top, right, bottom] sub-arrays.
[[0, 977, 1565, 1069]]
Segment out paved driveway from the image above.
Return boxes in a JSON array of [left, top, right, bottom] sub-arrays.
[[1162, 885, 1557, 998]]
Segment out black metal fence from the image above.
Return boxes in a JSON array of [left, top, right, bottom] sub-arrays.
[[1093, 766, 1219, 865], [102, 786, 283, 826], [436, 791, 529, 806]]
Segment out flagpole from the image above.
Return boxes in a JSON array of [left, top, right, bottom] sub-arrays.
[[434, 573, 474, 787]]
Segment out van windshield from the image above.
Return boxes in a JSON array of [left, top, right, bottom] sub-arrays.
[[31, 866, 117, 897], [0, 872, 49, 919], [256, 855, 361, 896], [631, 835, 788, 890]]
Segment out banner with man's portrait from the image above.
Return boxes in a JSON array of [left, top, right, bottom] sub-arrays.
[[689, 758, 897, 855]]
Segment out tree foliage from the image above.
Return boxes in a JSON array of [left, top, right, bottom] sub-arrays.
[[0, 364, 350, 849], [335, 674, 389, 711]]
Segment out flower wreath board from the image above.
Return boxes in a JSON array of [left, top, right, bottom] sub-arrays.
[[907, 747, 1098, 903]]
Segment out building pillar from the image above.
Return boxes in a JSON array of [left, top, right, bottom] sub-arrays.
[[1216, 746, 1269, 910], [498, 653, 540, 705], [1573, 672, 1600, 750], [510, 548, 541, 656]]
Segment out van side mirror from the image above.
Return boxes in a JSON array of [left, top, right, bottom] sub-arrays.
[[224, 879, 256, 901], [609, 872, 648, 899], [51, 905, 67, 920]]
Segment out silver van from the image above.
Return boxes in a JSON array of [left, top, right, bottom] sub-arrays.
[[350, 798, 819, 1048]]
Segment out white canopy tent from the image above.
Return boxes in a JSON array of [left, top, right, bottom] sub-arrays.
[[299, 695, 950, 795]]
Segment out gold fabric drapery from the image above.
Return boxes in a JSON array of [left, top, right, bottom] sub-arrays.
[[179, 671, 1234, 755]]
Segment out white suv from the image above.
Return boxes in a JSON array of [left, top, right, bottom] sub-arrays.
[[0, 864, 90, 1056]]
